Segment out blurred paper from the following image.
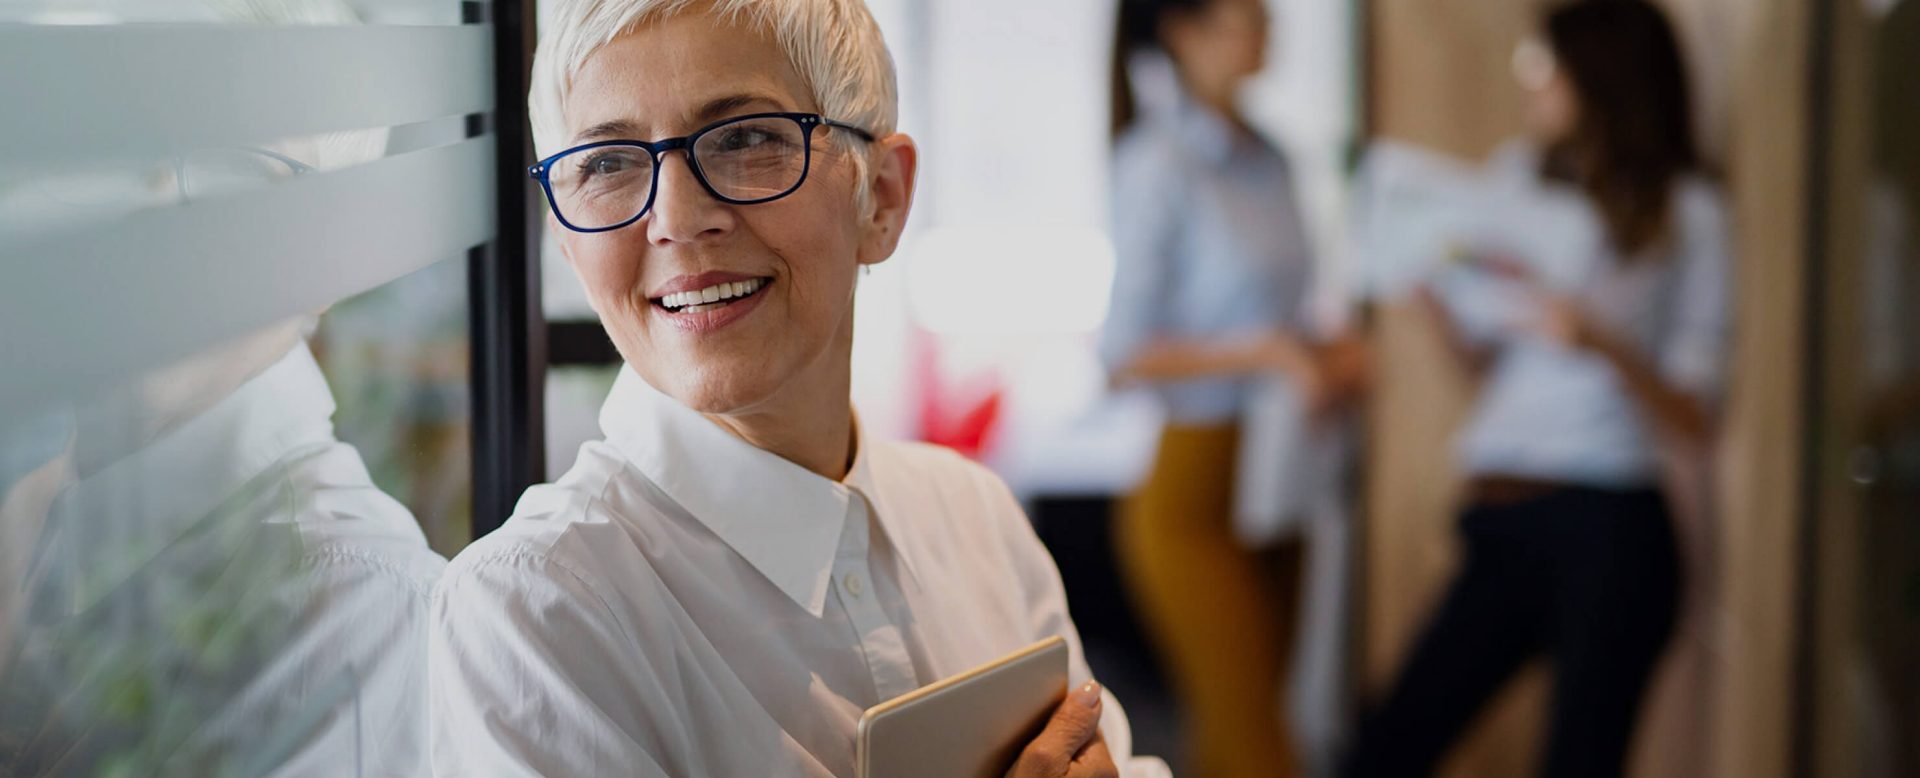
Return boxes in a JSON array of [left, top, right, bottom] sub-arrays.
[[1232, 374, 1346, 547], [1353, 140, 1605, 342], [1351, 141, 1483, 298], [1233, 374, 1356, 771]]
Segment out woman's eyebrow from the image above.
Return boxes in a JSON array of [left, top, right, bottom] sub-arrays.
[[694, 93, 785, 123], [571, 94, 785, 144], [574, 118, 646, 143]]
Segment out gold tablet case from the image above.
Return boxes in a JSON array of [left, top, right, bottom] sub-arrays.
[[855, 636, 1070, 778]]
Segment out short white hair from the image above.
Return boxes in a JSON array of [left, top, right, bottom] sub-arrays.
[[529, 0, 899, 163]]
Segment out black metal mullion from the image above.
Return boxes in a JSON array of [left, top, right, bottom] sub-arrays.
[[467, 0, 546, 541], [1790, 0, 1836, 772]]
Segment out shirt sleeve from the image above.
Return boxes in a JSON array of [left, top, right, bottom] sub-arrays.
[[1272, 152, 1319, 337], [1098, 137, 1188, 374], [1660, 183, 1735, 406], [428, 548, 675, 777], [249, 545, 441, 778], [971, 461, 1175, 778]]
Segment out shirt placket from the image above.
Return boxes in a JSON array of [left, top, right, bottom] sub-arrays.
[[832, 490, 919, 702]]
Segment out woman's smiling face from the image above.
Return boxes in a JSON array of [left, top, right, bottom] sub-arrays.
[[554, 10, 913, 417]]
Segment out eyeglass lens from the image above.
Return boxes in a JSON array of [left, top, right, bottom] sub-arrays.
[[544, 115, 813, 230]]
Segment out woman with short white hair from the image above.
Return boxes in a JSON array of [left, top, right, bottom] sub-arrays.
[[427, 1, 1166, 776]]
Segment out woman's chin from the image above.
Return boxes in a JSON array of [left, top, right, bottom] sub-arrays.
[[652, 367, 784, 417]]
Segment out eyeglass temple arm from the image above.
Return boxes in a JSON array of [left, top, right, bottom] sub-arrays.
[[821, 118, 877, 142]]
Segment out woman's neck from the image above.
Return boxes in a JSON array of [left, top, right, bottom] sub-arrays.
[[1179, 72, 1243, 128], [701, 327, 859, 482], [706, 401, 855, 482]]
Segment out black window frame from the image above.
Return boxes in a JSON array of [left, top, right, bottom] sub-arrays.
[[466, 0, 546, 539]]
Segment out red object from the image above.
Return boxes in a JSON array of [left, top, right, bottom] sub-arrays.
[[910, 329, 1004, 460]]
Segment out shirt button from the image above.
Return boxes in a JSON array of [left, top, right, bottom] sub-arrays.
[[843, 572, 865, 598]]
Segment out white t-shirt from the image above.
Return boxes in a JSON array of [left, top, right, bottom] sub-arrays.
[[1457, 146, 1734, 487]]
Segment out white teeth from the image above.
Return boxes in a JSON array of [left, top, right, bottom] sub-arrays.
[[660, 278, 766, 310]]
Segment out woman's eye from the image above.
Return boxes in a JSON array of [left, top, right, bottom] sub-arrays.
[[716, 129, 771, 151], [579, 151, 642, 177]]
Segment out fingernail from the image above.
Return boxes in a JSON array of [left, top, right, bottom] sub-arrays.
[[1072, 680, 1102, 708]]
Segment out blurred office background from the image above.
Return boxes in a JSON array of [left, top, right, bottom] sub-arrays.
[[1, 0, 1914, 776]]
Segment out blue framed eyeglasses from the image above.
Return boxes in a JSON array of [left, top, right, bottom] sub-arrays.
[[528, 112, 876, 234]]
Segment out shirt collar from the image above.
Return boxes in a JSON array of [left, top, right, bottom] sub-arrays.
[[599, 367, 916, 617], [54, 343, 336, 548], [1174, 99, 1238, 167], [1135, 78, 1241, 168]]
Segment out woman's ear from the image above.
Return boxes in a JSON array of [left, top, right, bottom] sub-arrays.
[[856, 133, 918, 267]]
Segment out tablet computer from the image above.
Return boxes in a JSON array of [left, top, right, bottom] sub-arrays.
[[855, 636, 1069, 778]]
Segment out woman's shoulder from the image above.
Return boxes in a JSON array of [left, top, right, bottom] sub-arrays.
[[1113, 122, 1196, 183], [866, 440, 1030, 531], [1666, 173, 1731, 260], [436, 440, 655, 611], [865, 440, 1045, 562], [868, 439, 1011, 502], [1672, 173, 1728, 221]]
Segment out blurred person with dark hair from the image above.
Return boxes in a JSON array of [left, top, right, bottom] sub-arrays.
[[1102, 0, 1358, 774], [1345, 2, 1732, 776]]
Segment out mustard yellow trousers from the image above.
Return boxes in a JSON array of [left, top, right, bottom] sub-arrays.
[[1117, 424, 1302, 778]]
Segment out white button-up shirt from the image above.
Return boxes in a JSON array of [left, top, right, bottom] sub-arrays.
[[1100, 85, 1316, 425], [429, 367, 1168, 777]]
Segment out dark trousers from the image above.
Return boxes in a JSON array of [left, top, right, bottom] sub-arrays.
[[1344, 486, 1680, 778]]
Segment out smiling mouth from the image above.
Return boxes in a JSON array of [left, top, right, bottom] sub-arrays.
[[651, 277, 772, 314]]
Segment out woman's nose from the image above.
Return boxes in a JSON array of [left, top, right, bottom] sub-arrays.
[[646, 151, 733, 246]]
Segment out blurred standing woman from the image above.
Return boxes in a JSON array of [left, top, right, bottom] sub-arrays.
[[1346, 2, 1731, 776], [1103, 0, 1336, 774]]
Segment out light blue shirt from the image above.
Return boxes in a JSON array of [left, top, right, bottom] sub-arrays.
[[1100, 99, 1314, 424], [1456, 147, 1734, 488]]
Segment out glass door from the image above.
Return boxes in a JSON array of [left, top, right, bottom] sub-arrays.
[[1804, 1, 1920, 775]]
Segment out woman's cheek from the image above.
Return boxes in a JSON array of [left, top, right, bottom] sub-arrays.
[[574, 246, 638, 306]]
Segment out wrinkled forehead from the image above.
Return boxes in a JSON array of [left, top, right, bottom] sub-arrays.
[[561, 10, 815, 144]]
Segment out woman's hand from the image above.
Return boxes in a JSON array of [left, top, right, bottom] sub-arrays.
[[1525, 290, 1593, 350], [1522, 285, 1714, 444], [1007, 681, 1120, 778], [1252, 331, 1331, 414], [1109, 329, 1326, 397], [1413, 282, 1496, 375]]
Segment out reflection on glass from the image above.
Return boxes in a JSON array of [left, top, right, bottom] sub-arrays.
[[0, 327, 446, 776], [1840, 1, 1920, 774], [314, 259, 474, 556], [2, 2, 460, 774], [0, 147, 324, 240]]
